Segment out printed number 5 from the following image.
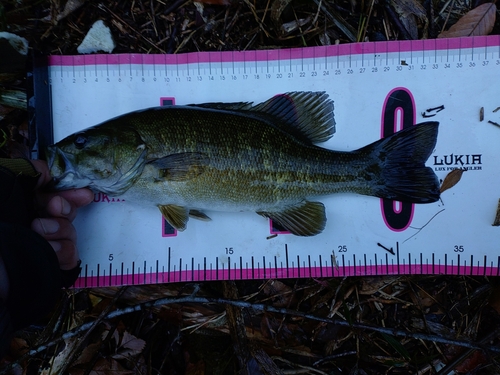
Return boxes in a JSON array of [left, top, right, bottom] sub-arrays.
[[109, 254, 114, 261]]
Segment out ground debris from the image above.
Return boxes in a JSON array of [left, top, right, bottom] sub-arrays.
[[2, 277, 499, 374], [5, 0, 478, 55]]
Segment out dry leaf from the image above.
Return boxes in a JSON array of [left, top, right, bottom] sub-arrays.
[[43, 0, 87, 23], [111, 331, 146, 360], [72, 342, 103, 367], [440, 169, 465, 193], [262, 279, 294, 307], [358, 277, 399, 295], [390, 0, 427, 40], [453, 350, 489, 373], [492, 198, 500, 226], [438, 3, 496, 38]]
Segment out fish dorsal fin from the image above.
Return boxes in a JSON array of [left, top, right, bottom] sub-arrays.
[[257, 201, 326, 236], [149, 152, 209, 181], [158, 204, 189, 231], [251, 92, 335, 144], [187, 92, 335, 144]]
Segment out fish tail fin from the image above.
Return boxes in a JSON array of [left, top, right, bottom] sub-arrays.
[[363, 122, 440, 203]]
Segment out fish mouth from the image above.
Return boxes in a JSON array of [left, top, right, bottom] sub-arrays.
[[46, 146, 83, 190]]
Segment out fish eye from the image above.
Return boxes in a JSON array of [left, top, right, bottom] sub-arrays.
[[74, 134, 87, 149]]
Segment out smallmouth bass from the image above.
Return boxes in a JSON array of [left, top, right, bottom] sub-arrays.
[[47, 92, 440, 236]]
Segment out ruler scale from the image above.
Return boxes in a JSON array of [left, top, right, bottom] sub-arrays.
[[35, 36, 500, 287]]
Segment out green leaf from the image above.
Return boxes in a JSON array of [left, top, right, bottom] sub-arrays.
[[381, 333, 411, 360]]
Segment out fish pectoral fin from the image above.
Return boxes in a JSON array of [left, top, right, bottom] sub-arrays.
[[150, 152, 209, 181], [257, 201, 326, 236], [189, 209, 212, 221], [158, 204, 189, 231]]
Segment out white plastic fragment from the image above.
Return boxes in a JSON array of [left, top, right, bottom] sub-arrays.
[[0, 32, 28, 55], [77, 20, 115, 54]]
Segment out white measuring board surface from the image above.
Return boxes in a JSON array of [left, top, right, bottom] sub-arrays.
[[43, 36, 500, 287]]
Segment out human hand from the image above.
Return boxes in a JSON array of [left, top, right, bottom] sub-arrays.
[[29, 160, 93, 270]]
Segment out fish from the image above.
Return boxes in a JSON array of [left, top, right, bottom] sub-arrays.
[[46, 91, 440, 236]]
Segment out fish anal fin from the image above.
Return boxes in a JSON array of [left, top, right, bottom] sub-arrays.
[[158, 204, 189, 231], [257, 201, 326, 236], [189, 209, 211, 221], [150, 152, 209, 181]]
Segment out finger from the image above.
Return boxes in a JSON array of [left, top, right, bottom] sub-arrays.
[[38, 190, 94, 221], [46, 196, 74, 220], [55, 189, 94, 208], [31, 218, 77, 243], [48, 240, 80, 270], [39, 189, 94, 211], [45, 196, 77, 221]]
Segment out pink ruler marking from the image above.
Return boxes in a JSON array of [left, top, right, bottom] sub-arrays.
[[47, 36, 500, 67], [73, 264, 500, 288]]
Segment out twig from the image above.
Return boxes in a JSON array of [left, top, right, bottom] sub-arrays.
[[313, 350, 357, 366], [360, 0, 375, 42], [439, 0, 456, 34], [312, 0, 322, 25], [488, 120, 500, 128], [0, 88, 26, 110], [163, 0, 189, 15], [312, 0, 356, 42], [272, 356, 329, 374], [242, 0, 270, 38], [384, 3, 413, 40]]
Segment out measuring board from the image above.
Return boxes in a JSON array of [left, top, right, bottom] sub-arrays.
[[33, 36, 500, 287]]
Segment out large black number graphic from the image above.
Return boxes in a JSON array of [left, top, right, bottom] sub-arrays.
[[380, 88, 415, 231]]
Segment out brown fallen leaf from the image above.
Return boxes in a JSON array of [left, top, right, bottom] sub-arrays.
[[440, 169, 465, 194], [492, 198, 500, 226], [438, 3, 496, 38], [43, 0, 87, 23], [262, 279, 294, 308]]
